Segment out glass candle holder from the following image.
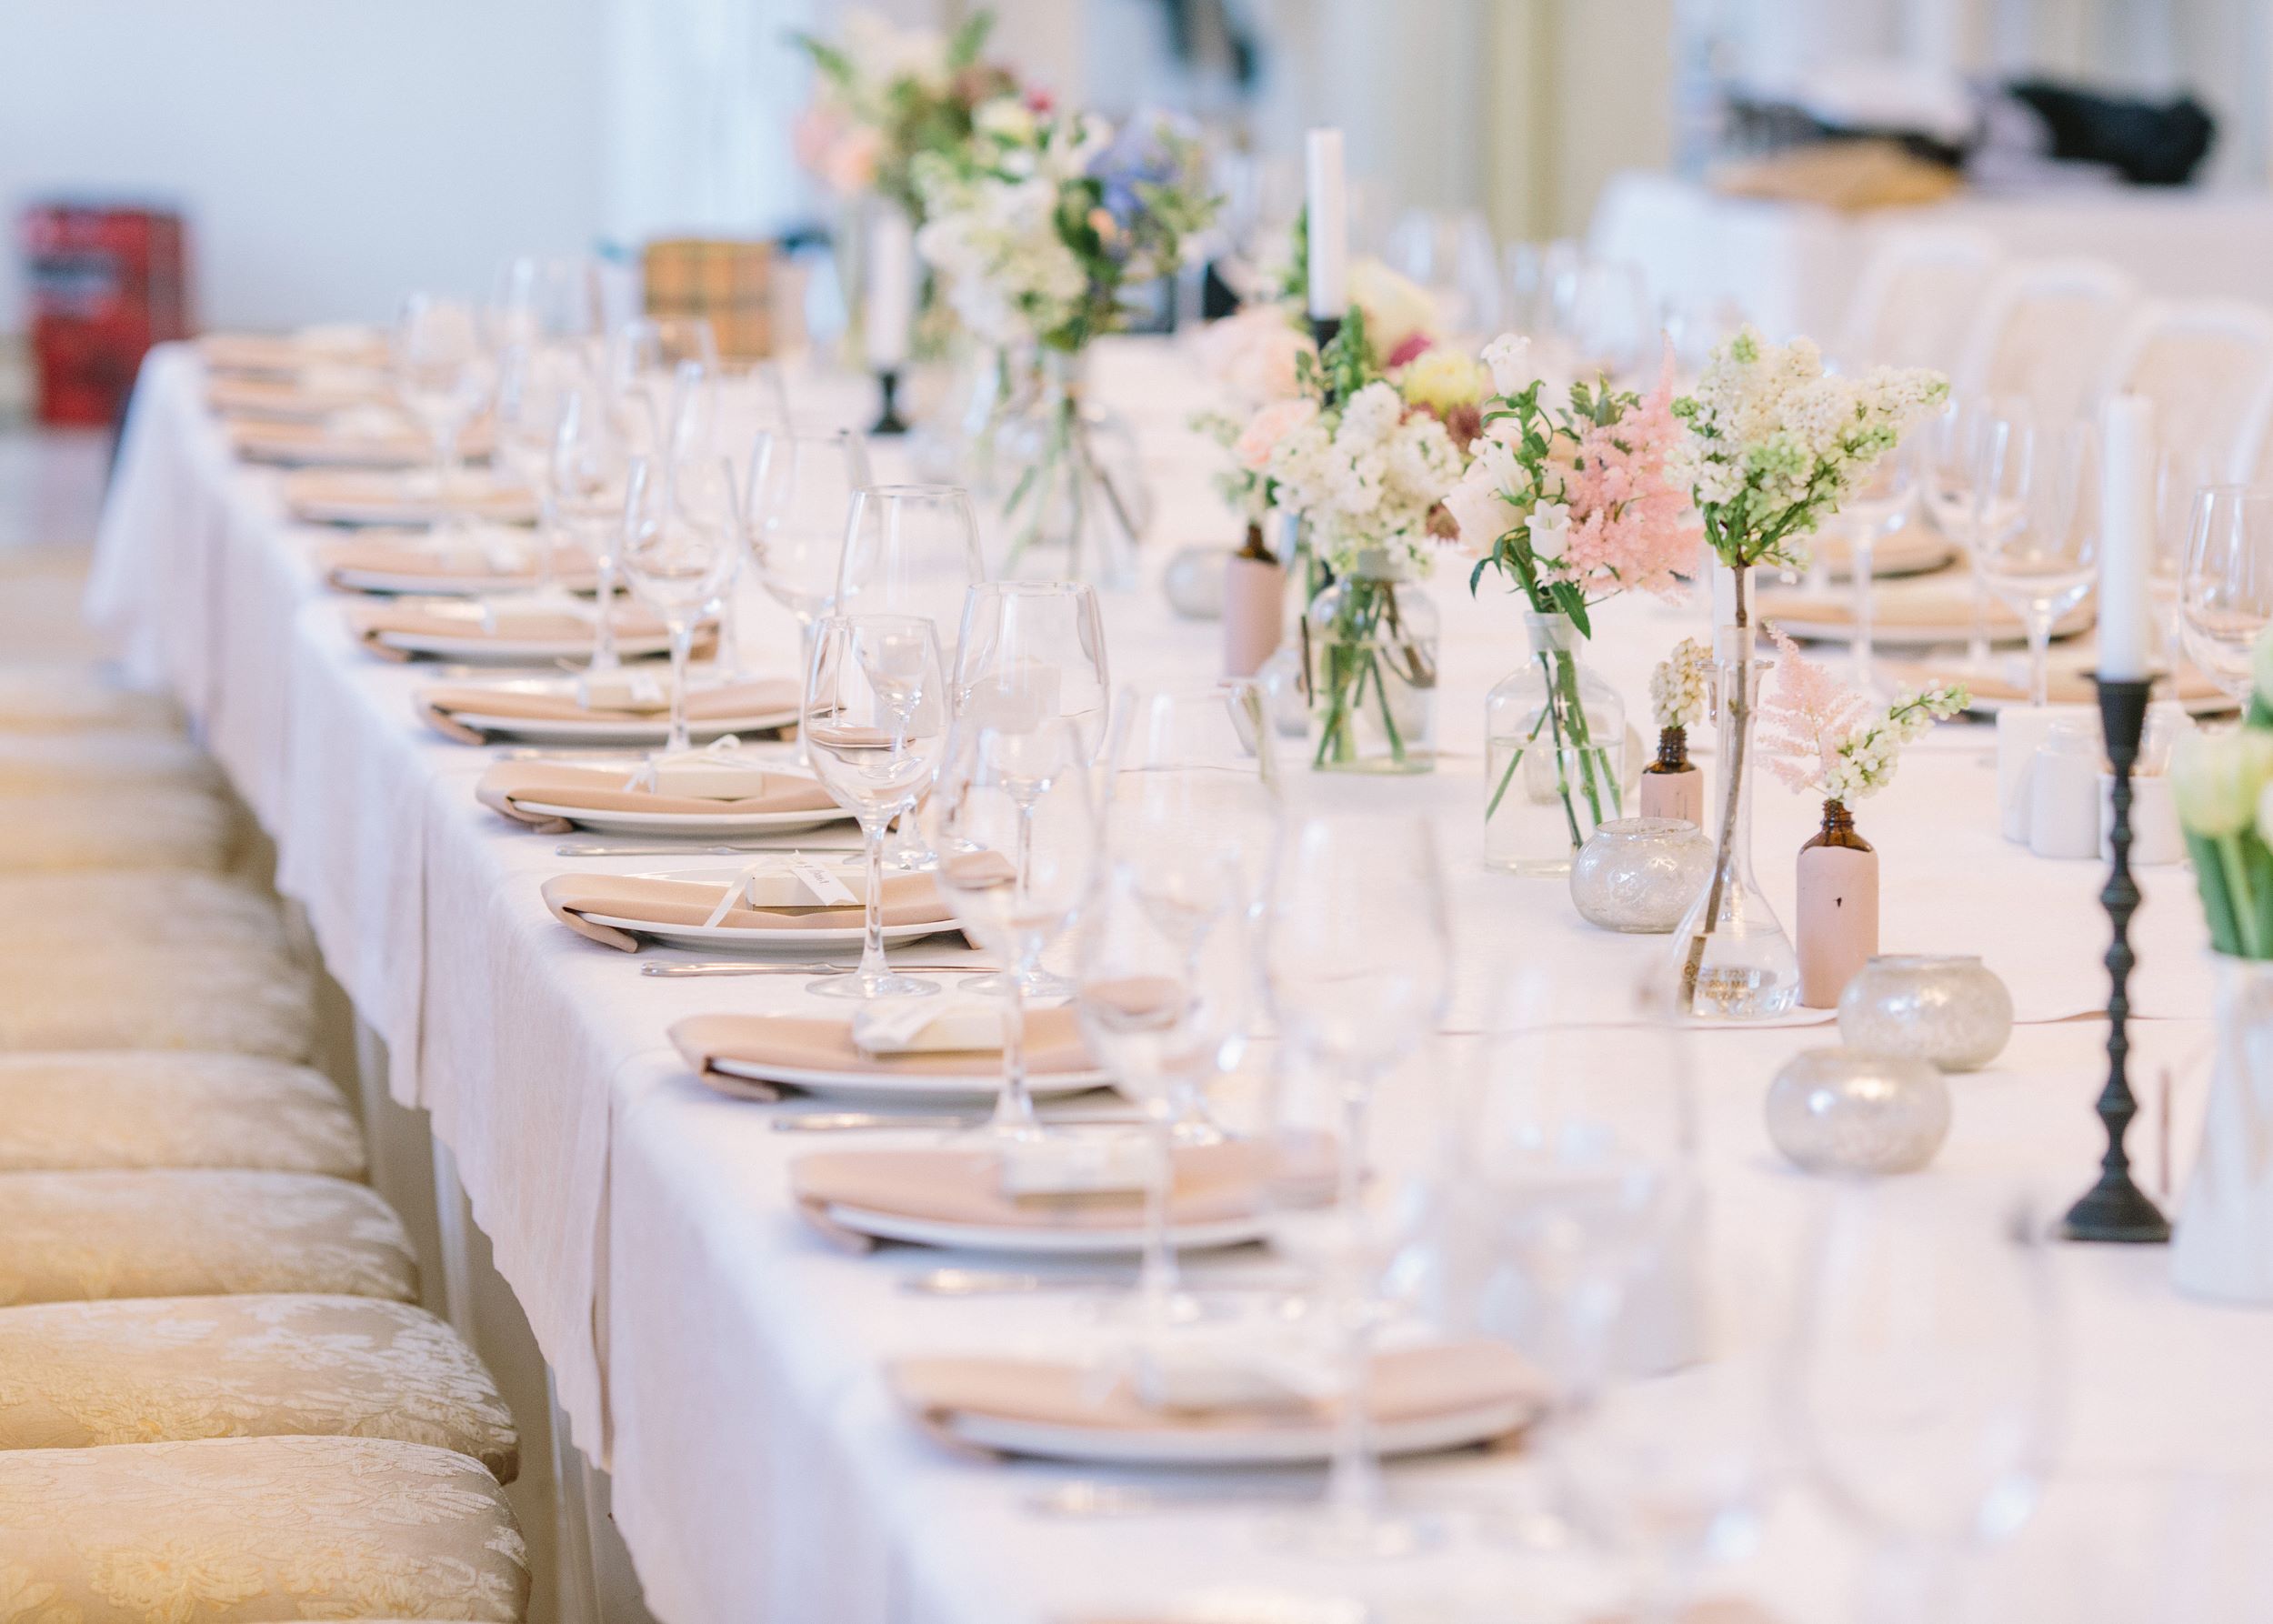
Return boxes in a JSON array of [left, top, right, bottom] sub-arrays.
[[1765, 1047, 1952, 1176], [1568, 817, 1714, 934], [1836, 954, 2014, 1073]]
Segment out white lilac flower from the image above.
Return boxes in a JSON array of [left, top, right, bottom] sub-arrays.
[[1650, 638, 1711, 732]]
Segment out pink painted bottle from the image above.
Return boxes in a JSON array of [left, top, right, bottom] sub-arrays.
[[1221, 521, 1286, 678], [1638, 725, 1704, 826], [1797, 799, 1878, 1008]]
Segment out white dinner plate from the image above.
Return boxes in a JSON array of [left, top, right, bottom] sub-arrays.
[[513, 798, 852, 838], [446, 704, 798, 746], [706, 1056, 1108, 1105], [816, 1204, 1263, 1256], [374, 627, 675, 665], [933, 1388, 1541, 1466], [586, 862, 960, 954], [335, 565, 595, 597]]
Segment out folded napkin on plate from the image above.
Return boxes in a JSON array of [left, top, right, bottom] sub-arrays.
[[851, 996, 1007, 1057], [889, 1339, 1540, 1443], [418, 675, 794, 742], [669, 991, 1067, 1098], [200, 328, 387, 376], [282, 468, 538, 525], [546, 863, 960, 952], [227, 416, 435, 467], [475, 759, 836, 830], [322, 535, 597, 596], [1757, 588, 2093, 639], [1877, 657, 2229, 710], [348, 601, 699, 662], [208, 374, 393, 421]]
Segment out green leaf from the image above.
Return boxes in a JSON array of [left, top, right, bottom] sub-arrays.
[[946, 10, 995, 67], [789, 34, 856, 87], [1549, 578, 1592, 637], [1468, 556, 1491, 596], [2189, 830, 2245, 956]]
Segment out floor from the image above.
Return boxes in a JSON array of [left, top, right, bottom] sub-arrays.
[[0, 427, 117, 661]]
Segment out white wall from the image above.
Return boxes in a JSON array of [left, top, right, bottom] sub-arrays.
[[0, 0, 613, 330]]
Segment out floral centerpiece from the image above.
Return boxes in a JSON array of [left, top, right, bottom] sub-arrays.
[[792, 11, 1017, 217], [914, 101, 1219, 581], [1668, 327, 1947, 1017], [1447, 334, 1697, 870]]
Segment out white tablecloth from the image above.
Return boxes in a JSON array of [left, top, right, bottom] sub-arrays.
[[86, 336, 2270, 1623]]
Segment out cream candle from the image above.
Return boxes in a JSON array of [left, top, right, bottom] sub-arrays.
[[2098, 393, 2155, 680], [1304, 128, 1347, 322], [866, 203, 916, 372]]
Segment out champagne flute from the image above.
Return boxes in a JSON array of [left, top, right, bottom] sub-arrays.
[[1074, 852, 1251, 1329], [1793, 1182, 2060, 1624], [1978, 417, 2094, 707], [392, 293, 491, 546], [1257, 809, 1452, 1559], [619, 454, 741, 754], [801, 616, 953, 1001], [746, 427, 874, 678], [552, 385, 636, 671], [2180, 486, 2273, 706], [923, 719, 1097, 1138]]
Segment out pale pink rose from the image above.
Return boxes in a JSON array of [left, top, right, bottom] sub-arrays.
[[823, 126, 885, 195], [1234, 397, 1318, 472], [1443, 470, 1512, 554], [1198, 306, 1314, 404]]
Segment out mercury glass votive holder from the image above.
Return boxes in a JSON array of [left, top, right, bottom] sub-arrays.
[[1567, 817, 1714, 934], [1765, 1047, 1952, 1176], [1836, 954, 2015, 1072]]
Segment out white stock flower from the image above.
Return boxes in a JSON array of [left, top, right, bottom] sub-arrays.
[[1480, 333, 1533, 397]]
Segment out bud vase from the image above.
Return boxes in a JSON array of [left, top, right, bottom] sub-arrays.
[[1483, 611, 1626, 875], [1669, 606, 1800, 1019], [1304, 551, 1437, 774], [1639, 727, 1704, 826], [1797, 799, 1878, 1008], [1223, 520, 1287, 678], [2173, 954, 2273, 1305], [1251, 512, 1314, 738], [993, 347, 1153, 588]]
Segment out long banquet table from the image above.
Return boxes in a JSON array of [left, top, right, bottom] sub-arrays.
[[85, 336, 2273, 1622]]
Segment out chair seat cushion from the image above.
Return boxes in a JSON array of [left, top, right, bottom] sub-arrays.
[[0, 667, 181, 734], [0, 1296, 516, 1482], [0, 1054, 363, 1176], [0, 731, 219, 793], [0, 1435, 527, 1623], [0, 1172, 416, 1307], [0, 787, 234, 872], [0, 872, 292, 954], [0, 945, 314, 1059]]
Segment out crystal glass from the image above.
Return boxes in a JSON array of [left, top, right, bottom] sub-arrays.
[[2153, 443, 2219, 668], [491, 342, 578, 602], [1839, 434, 1919, 692], [1305, 556, 1438, 775], [1257, 810, 1451, 1559], [1928, 398, 2032, 676], [1101, 679, 1281, 917], [609, 316, 719, 453], [391, 293, 492, 546], [1794, 1182, 2059, 1623], [489, 255, 602, 351], [800, 616, 952, 1001], [1483, 611, 1626, 874], [1074, 852, 1250, 1328], [1568, 817, 1713, 934], [2180, 486, 2273, 704], [746, 427, 873, 676], [1978, 418, 2098, 707], [924, 718, 1098, 1137], [619, 455, 742, 754], [991, 348, 1153, 586], [550, 386, 637, 671]]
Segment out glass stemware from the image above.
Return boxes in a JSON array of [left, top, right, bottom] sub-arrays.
[[1257, 810, 1452, 1559], [392, 293, 491, 547], [1978, 418, 2096, 707], [801, 616, 953, 1001], [1840, 435, 1918, 693], [2180, 486, 2273, 706], [2153, 444, 2219, 669], [1102, 678, 1281, 918], [609, 315, 720, 453], [746, 427, 874, 678], [1926, 396, 2018, 677], [551, 386, 636, 671], [1793, 1182, 2060, 1624], [924, 719, 1097, 1138], [491, 342, 578, 604], [619, 454, 742, 754]]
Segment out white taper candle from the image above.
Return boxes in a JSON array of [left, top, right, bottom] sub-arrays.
[[2098, 393, 2155, 681], [866, 202, 916, 372], [1304, 128, 1347, 323]]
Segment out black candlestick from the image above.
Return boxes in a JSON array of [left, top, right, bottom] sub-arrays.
[[1309, 315, 1341, 353], [2058, 674, 2171, 1244], [868, 369, 909, 436]]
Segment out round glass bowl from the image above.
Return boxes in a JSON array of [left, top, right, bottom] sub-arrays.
[[1766, 1047, 1952, 1176], [1837, 954, 2014, 1072], [1568, 817, 1713, 933]]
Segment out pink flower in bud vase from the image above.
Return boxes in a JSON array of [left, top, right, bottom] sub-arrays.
[[1234, 397, 1318, 473]]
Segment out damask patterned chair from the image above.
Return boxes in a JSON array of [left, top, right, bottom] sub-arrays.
[[0, 1055, 363, 1177], [0, 1435, 529, 1622]]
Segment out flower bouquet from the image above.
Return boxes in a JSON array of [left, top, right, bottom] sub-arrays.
[[1643, 637, 1712, 823], [1668, 327, 1947, 1018], [1447, 334, 1697, 871], [915, 102, 1219, 583]]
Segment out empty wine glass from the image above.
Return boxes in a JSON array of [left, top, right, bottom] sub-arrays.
[[491, 342, 577, 601], [392, 293, 491, 546], [924, 718, 1098, 1138], [1102, 678, 1281, 917], [552, 385, 637, 670], [1927, 396, 2023, 676], [1840, 434, 1918, 692], [1075, 852, 1251, 1330], [746, 427, 874, 676], [2180, 486, 2273, 705], [2154, 444, 2219, 669], [1978, 418, 2096, 707], [801, 615, 953, 1001], [610, 315, 719, 452], [1257, 809, 1452, 1559], [1793, 1182, 2061, 1624], [619, 454, 742, 753]]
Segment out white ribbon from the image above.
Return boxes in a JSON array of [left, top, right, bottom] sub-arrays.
[[701, 851, 860, 928], [622, 733, 746, 794]]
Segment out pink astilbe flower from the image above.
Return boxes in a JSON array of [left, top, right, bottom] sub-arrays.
[[1558, 348, 1701, 600], [1757, 626, 1875, 793]]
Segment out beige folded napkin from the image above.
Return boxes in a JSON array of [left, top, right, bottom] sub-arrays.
[[1808, 523, 1953, 578], [228, 417, 434, 467], [1758, 587, 2094, 639], [547, 866, 960, 952], [892, 1339, 1539, 1445], [419, 675, 794, 743], [324, 536, 598, 597], [671, 998, 1066, 1104], [207, 374, 392, 421], [1877, 657, 2229, 710], [200, 329, 388, 376], [349, 601, 705, 662], [282, 468, 537, 526], [476, 760, 836, 831]]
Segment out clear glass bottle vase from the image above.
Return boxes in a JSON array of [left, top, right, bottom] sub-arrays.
[[992, 347, 1152, 588], [1303, 551, 1437, 774], [1483, 611, 1628, 876], [1667, 629, 1800, 1018]]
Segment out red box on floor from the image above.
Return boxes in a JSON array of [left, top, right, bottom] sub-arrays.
[[21, 203, 193, 427]]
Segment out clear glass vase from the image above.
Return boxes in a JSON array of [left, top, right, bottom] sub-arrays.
[[1484, 611, 1627, 876], [993, 347, 1153, 588], [1304, 554, 1437, 774], [1668, 617, 1800, 1019], [1250, 510, 1315, 740], [2173, 954, 2273, 1304]]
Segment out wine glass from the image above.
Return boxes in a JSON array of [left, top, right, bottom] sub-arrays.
[[1839, 433, 1918, 692], [490, 342, 577, 602], [610, 315, 720, 443], [619, 454, 742, 754], [746, 427, 874, 677], [923, 718, 1097, 1138], [1978, 418, 2095, 707], [2180, 486, 2273, 706], [1793, 1181, 2060, 1623], [800, 616, 953, 1001], [551, 385, 637, 671], [1102, 678, 1281, 917], [1257, 809, 1452, 1559], [2153, 444, 2219, 670], [1926, 396, 2018, 676], [392, 293, 492, 546], [1074, 852, 1251, 1330]]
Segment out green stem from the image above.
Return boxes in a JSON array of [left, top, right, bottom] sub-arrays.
[[2218, 832, 2265, 959]]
